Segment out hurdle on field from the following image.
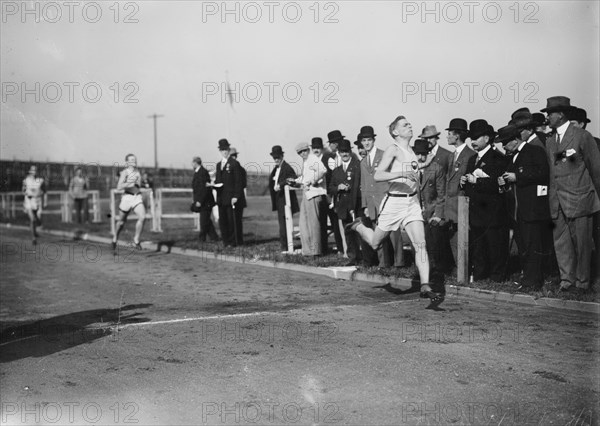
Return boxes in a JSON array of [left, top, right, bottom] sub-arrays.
[[154, 188, 200, 233], [110, 188, 158, 235]]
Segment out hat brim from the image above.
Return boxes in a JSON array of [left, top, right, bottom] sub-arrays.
[[469, 130, 496, 140], [445, 127, 467, 132], [540, 105, 574, 113], [419, 132, 441, 139], [358, 134, 376, 140]]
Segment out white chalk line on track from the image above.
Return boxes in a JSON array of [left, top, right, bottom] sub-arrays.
[[0, 299, 423, 346]]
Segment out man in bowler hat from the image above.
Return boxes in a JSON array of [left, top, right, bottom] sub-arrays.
[[510, 108, 546, 150], [460, 119, 509, 282], [443, 118, 476, 269], [268, 145, 299, 252], [329, 138, 362, 265], [214, 139, 246, 247], [497, 124, 550, 289], [192, 156, 219, 243], [543, 96, 600, 292]]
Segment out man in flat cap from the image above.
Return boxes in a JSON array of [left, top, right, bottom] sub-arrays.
[[268, 145, 299, 252], [543, 96, 600, 292], [460, 120, 509, 282], [358, 125, 404, 268], [329, 139, 362, 265], [292, 142, 328, 256], [215, 139, 246, 247], [443, 118, 476, 270], [497, 124, 550, 289]]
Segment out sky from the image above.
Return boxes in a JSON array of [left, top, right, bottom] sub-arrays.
[[1, 0, 599, 171]]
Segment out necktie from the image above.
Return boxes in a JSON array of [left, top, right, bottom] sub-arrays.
[[556, 132, 561, 144], [452, 151, 458, 169], [367, 153, 371, 169]]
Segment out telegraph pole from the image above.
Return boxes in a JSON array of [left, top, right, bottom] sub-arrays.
[[148, 113, 164, 174]]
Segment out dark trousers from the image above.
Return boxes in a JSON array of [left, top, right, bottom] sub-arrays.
[[277, 205, 289, 251], [514, 219, 547, 288], [326, 206, 344, 254], [199, 209, 219, 242], [318, 198, 330, 254], [74, 197, 88, 223], [425, 222, 446, 273], [219, 205, 244, 246], [470, 225, 509, 282]]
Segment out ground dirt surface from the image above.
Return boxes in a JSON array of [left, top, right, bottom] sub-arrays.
[[1, 227, 598, 425]]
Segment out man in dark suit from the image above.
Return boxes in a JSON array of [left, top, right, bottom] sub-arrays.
[[215, 138, 246, 247], [414, 139, 446, 273], [229, 147, 247, 243], [531, 112, 549, 146], [268, 145, 299, 252], [318, 133, 344, 254], [357, 125, 403, 267], [497, 125, 550, 289], [329, 139, 362, 265], [192, 157, 219, 242], [443, 118, 476, 268], [460, 120, 509, 282], [543, 96, 600, 292]]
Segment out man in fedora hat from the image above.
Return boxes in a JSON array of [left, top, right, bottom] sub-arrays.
[[357, 125, 404, 268], [215, 138, 246, 247], [192, 156, 219, 243], [497, 124, 551, 290], [419, 125, 452, 178], [414, 138, 446, 274], [291, 141, 328, 256], [268, 145, 299, 252], [543, 96, 600, 292], [568, 106, 600, 285], [348, 115, 442, 306], [443, 118, 476, 270], [460, 119, 509, 282], [329, 139, 362, 265]]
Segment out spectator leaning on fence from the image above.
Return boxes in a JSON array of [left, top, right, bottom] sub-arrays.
[[268, 145, 299, 253], [69, 167, 90, 224], [23, 165, 46, 245], [290, 141, 327, 257]]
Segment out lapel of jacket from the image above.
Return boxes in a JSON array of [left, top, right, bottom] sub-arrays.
[[558, 124, 576, 151], [372, 149, 384, 172]]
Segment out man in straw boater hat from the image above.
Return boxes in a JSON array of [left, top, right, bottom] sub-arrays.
[[542, 96, 600, 293], [328, 138, 362, 265], [346, 115, 443, 306], [497, 124, 551, 290], [289, 141, 328, 257], [413, 138, 446, 275], [214, 138, 246, 247], [443, 118, 476, 269], [460, 119, 509, 283], [268, 145, 299, 253]]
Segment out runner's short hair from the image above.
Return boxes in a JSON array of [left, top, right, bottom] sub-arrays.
[[388, 115, 407, 138]]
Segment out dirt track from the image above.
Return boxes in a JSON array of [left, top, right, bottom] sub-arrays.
[[1, 227, 598, 425]]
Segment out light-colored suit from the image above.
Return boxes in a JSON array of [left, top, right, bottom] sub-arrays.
[[546, 123, 600, 288]]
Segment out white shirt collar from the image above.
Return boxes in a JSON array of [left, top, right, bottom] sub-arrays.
[[454, 143, 466, 155], [477, 144, 491, 159], [430, 144, 439, 156], [556, 121, 570, 138], [526, 133, 537, 143]]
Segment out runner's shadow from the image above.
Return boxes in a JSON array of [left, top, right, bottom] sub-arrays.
[[0, 304, 152, 363]]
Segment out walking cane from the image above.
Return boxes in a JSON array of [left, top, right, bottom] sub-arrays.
[[231, 200, 238, 246]]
